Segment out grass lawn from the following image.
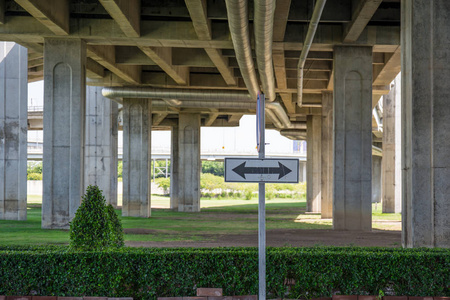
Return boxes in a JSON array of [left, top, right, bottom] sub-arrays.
[[0, 195, 401, 246]]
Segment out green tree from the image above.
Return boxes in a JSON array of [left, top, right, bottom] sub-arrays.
[[201, 161, 224, 176], [117, 161, 123, 178]]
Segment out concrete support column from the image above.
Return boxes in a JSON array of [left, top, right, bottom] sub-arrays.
[[372, 155, 382, 203], [306, 115, 321, 213], [170, 124, 179, 210], [321, 91, 333, 218], [402, 0, 450, 247], [178, 113, 201, 212], [122, 99, 151, 217], [394, 75, 402, 213], [0, 42, 27, 220], [42, 38, 86, 229], [85, 86, 118, 207], [333, 46, 373, 231], [382, 88, 400, 213]]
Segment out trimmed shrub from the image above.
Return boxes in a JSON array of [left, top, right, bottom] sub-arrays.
[[69, 185, 123, 251], [0, 247, 449, 299], [105, 204, 124, 248]]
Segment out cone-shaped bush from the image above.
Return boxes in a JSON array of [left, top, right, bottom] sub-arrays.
[[70, 185, 123, 250], [106, 204, 124, 247]]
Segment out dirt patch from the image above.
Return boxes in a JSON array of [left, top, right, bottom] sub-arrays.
[[125, 228, 401, 248]]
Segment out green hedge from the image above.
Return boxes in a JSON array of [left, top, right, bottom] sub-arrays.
[[0, 246, 449, 299]]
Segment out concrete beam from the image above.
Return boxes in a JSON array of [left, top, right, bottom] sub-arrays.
[[14, 0, 69, 35], [185, 0, 211, 40], [87, 45, 141, 84], [273, 0, 291, 42], [280, 93, 295, 114], [0, 17, 401, 50], [16, 41, 43, 54], [172, 48, 215, 67], [0, 0, 5, 24], [204, 48, 237, 86], [152, 113, 168, 126], [343, 0, 383, 43], [273, 49, 288, 90], [204, 112, 219, 126], [183, 0, 235, 86], [99, 0, 140, 37], [373, 46, 401, 85], [228, 114, 243, 124], [115, 46, 156, 65], [86, 58, 105, 79], [139, 46, 189, 85], [28, 57, 43, 68]]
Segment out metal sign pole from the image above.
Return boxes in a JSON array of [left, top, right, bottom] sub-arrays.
[[257, 93, 266, 300]]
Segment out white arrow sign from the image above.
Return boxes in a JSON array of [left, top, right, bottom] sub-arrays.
[[225, 158, 299, 183]]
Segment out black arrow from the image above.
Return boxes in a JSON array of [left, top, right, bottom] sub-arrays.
[[232, 162, 292, 180]]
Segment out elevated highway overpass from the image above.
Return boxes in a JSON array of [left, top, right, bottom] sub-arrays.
[[1, 0, 448, 247]]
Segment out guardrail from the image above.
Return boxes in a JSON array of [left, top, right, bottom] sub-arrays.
[[28, 106, 44, 112]]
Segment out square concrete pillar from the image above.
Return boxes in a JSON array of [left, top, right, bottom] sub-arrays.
[[306, 115, 321, 213], [333, 46, 373, 231], [402, 0, 450, 247], [85, 86, 118, 207], [42, 38, 86, 229], [170, 125, 179, 210], [372, 155, 382, 203], [0, 42, 27, 220], [382, 88, 400, 213], [321, 91, 333, 218], [122, 99, 151, 217], [178, 113, 201, 212]]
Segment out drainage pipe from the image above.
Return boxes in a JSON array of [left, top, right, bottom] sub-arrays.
[[102, 87, 304, 132], [297, 0, 327, 107], [102, 87, 251, 102], [254, 0, 276, 101], [266, 102, 306, 129], [225, 0, 260, 100]]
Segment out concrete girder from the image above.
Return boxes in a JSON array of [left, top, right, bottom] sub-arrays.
[[373, 46, 401, 86], [86, 58, 105, 79], [139, 46, 189, 86], [99, 0, 140, 38], [273, 0, 291, 42], [87, 45, 141, 85], [273, 49, 288, 90], [204, 48, 237, 86], [343, 0, 383, 43], [185, 0, 211, 41], [0, 0, 4, 24], [14, 0, 69, 35], [0, 16, 401, 49], [204, 112, 219, 126]]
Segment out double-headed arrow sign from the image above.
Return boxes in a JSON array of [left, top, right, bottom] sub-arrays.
[[225, 158, 299, 183]]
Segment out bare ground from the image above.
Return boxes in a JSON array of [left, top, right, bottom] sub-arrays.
[[125, 228, 401, 248]]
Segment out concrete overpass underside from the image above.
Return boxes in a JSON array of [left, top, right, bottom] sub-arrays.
[[0, 0, 448, 247]]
